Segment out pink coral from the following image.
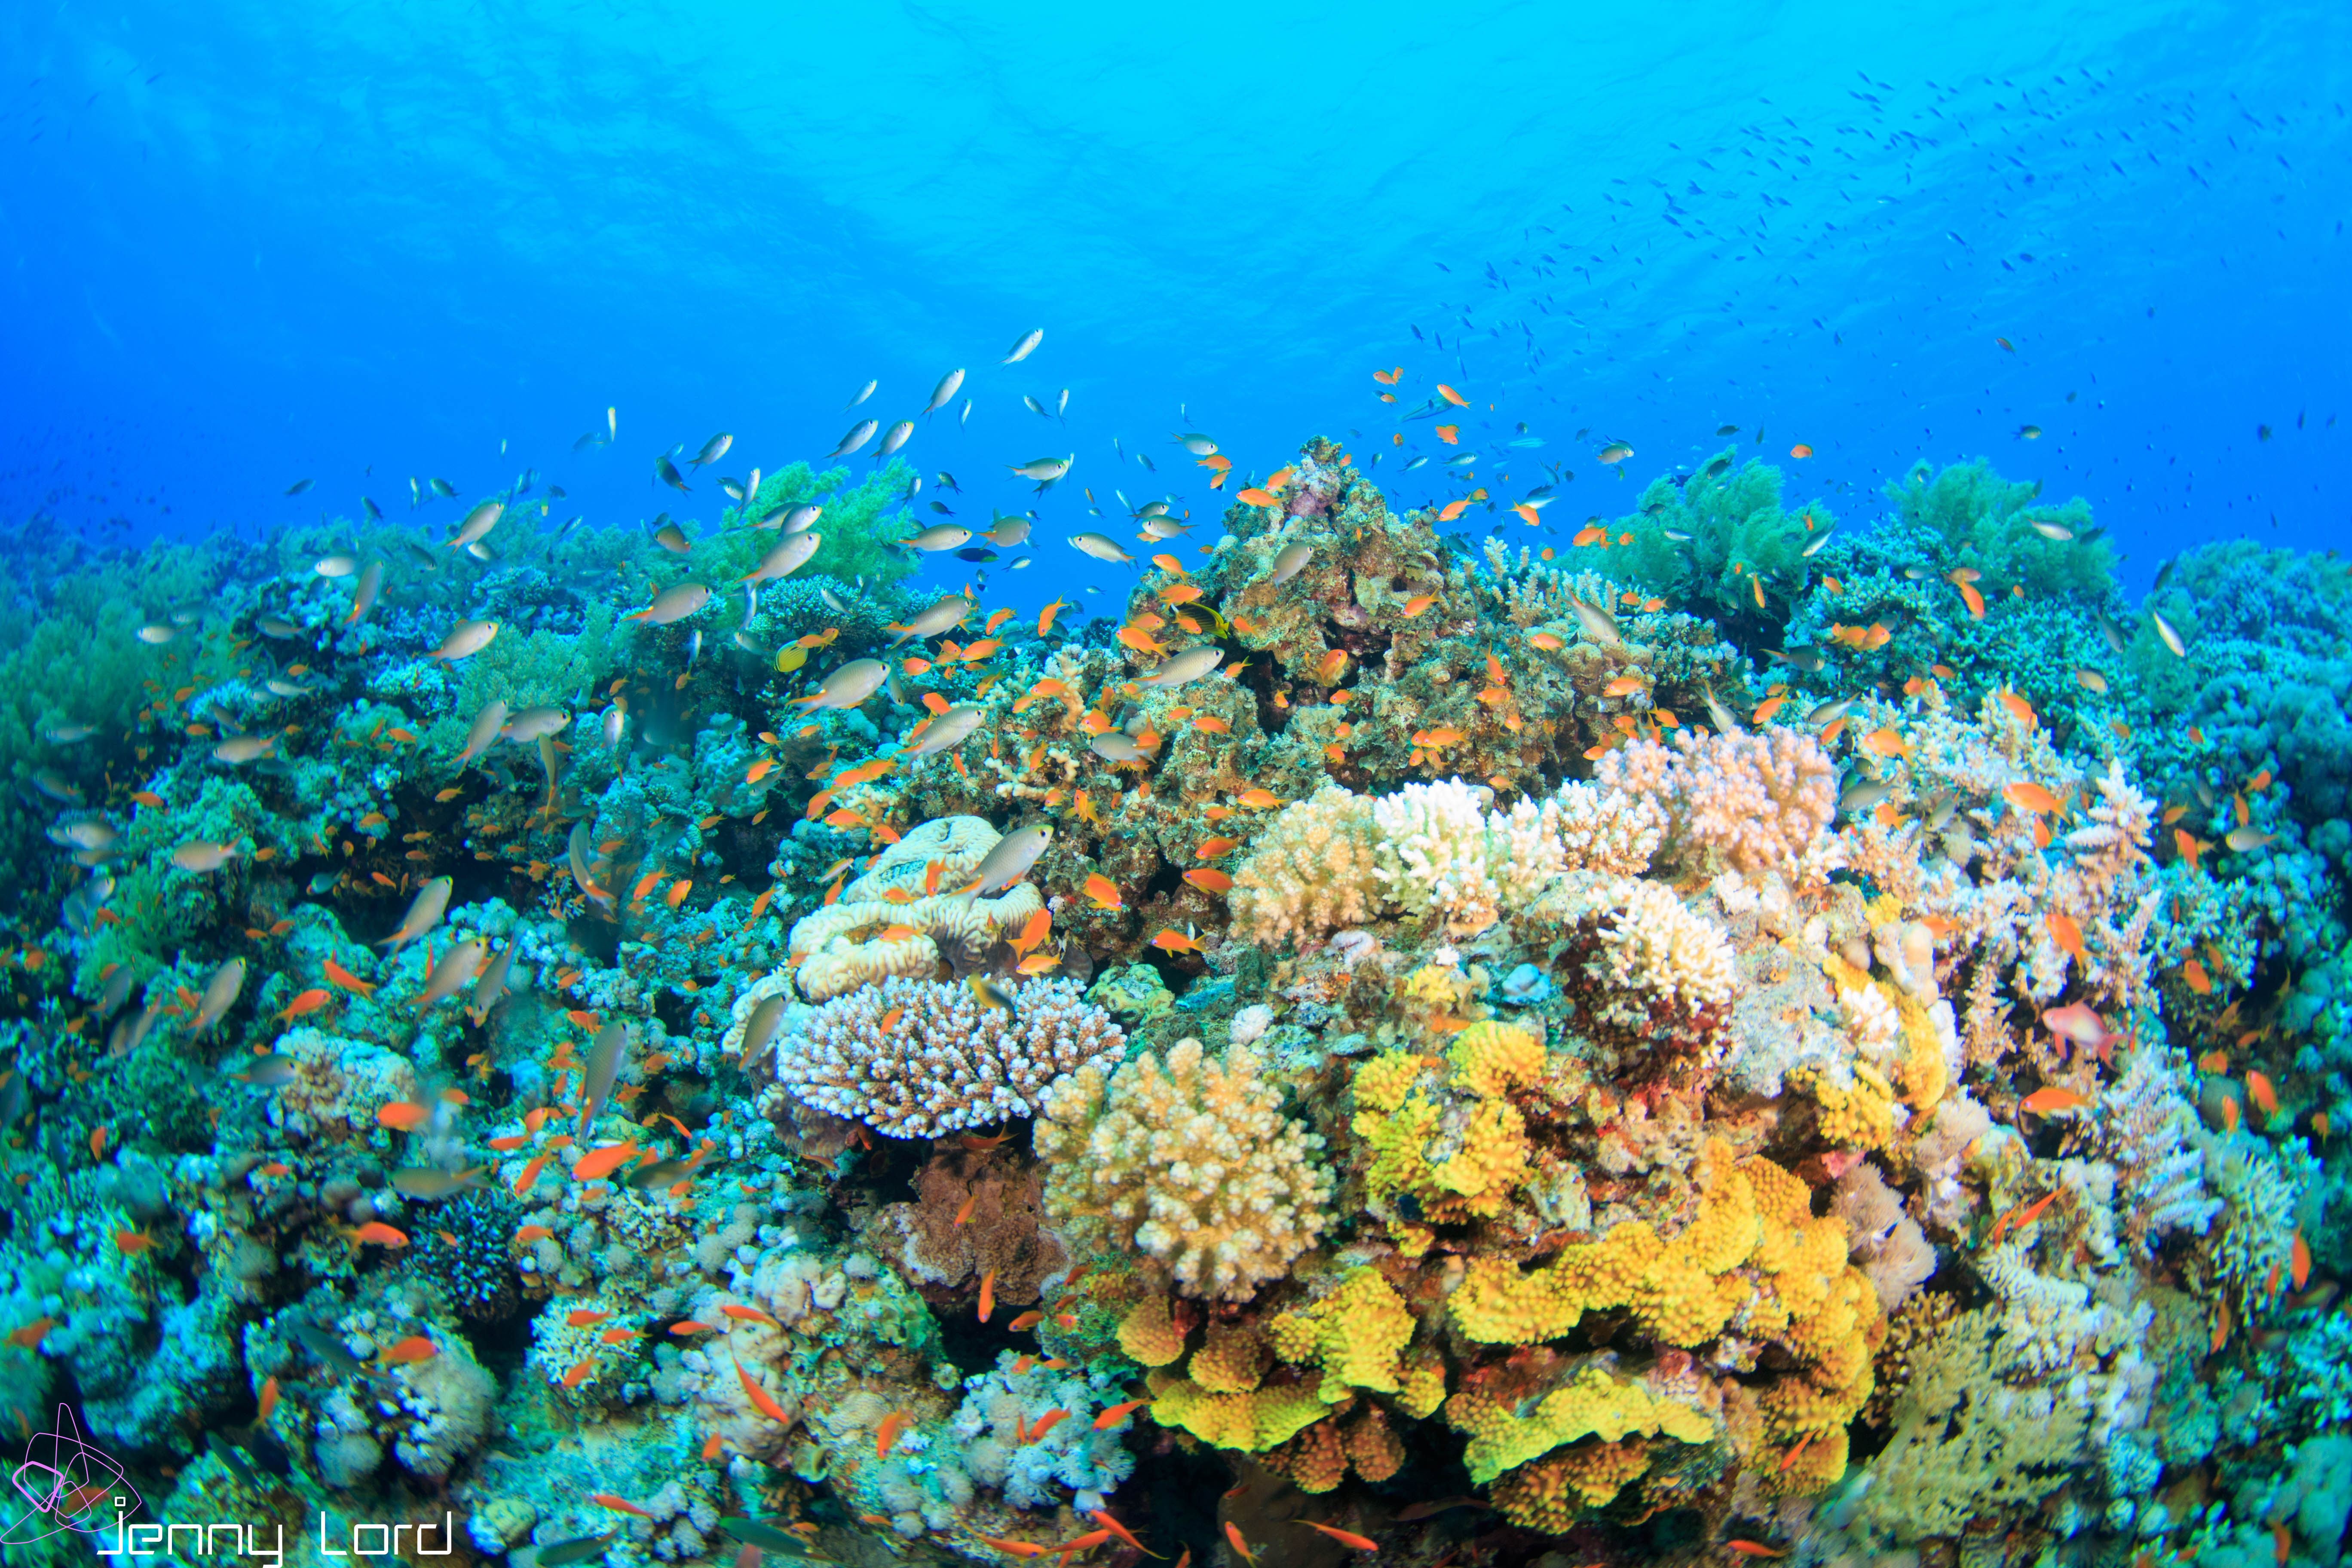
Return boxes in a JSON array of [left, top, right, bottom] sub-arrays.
[[1598, 727, 1836, 875]]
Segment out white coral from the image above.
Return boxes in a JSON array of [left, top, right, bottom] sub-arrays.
[[772, 976, 1124, 1137], [1598, 727, 1836, 874], [1037, 1038, 1332, 1300], [1228, 785, 1382, 947]]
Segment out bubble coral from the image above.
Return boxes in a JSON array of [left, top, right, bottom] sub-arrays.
[[1037, 1037, 1333, 1300]]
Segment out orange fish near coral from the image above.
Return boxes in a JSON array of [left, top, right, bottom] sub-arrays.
[[2246, 1071, 2279, 1120], [348, 1222, 409, 1249], [978, 1267, 997, 1323], [2020, 1087, 2089, 1115], [2046, 912, 2086, 964], [735, 1361, 791, 1421], [376, 1101, 429, 1132], [1296, 1522, 1378, 1551], [1182, 869, 1234, 895], [1082, 874, 1123, 911], [876, 1410, 912, 1459], [322, 958, 376, 996], [378, 1335, 438, 1366], [1727, 1544, 1788, 1560]]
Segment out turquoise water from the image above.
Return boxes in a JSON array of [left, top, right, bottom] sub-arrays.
[[1, 5, 2349, 1568]]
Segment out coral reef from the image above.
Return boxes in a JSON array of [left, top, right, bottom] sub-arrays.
[[0, 432, 2339, 1568]]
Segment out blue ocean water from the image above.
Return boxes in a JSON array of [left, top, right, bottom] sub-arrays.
[[4, 1, 2346, 605]]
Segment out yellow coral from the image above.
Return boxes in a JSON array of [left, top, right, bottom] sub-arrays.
[[1350, 1026, 1542, 1234], [1493, 1439, 1655, 1530], [1402, 964, 1459, 1009], [1447, 1020, 1546, 1096], [1116, 1297, 1188, 1367], [1450, 1142, 1758, 1346], [1893, 989, 1950, 1112], [1789, 1063, 1898, 1148], [1449, 1141, 1881, 1490], [1268, 1269, 1413, 1404], [1452, 1365, 1712, 1485], [1149, 1379, 1336, 1451], [1188, 1320, 1270, 1394]]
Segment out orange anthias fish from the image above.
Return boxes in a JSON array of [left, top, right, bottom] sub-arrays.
[[2020, 1086, 2090, 1115], [876, 1409, 912, 1458], [1726, 1543, 1788, 1560], [322, 958, 376, 996], [977, 1267, 997, 1323], [572, 1142, 640, 1182], [348, 1222, 410, 1249], [735, 1361, 791, 1421], [378, 1335, 438, 1366], [1296, 1521, 1378, 1551], [376, 1101, 429, 1131], [2046, 911, 2086, 963], [2246, 1071, 2280, 1119], [1182, 869, 1233, 895], [1081, 873, 1122, 911], [2004, 781, 2061, 815]]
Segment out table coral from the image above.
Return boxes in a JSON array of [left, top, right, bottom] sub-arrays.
[[1038, 1036, 1333, 1299], [765, 974, 1124, 1138]]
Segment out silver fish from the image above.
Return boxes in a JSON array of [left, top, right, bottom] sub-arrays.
[[830, 420, 879, 459], [903, 704, 985, 757], [968, 823, 1052, 895], [903, 525, 974, 553], [630, 584, 710, 625], [887, 597, 971, 646], [390, 1166, 488, 1199], [450, 501, 503, 548], [736, 992, 788, 1065], [1009, 454, 1073, 485], [414, 939, 489, 1011], [458, 700, 510, 766], [847, 380, 877, 408], [985, 516, 1032, 547], [577, 1020, 629, 1136], [502, 706, 570, 744], [188, 958, 247, 1039], [1137, 648, 1224, 689], [1069, 533, 1134, 564], [429, 619, 499, 661], [378, 877, 454, 952], [877, 420, 914, 458], [924, 369, 965, 415], [1000, 328, 1044, 364], [1173, 433, 1218, 456], [1266, 542, 1313, 585], [1089, 733, 1146, 763], [690, 432, 733, 468], [469, 942, 514, 1019], [796, 658, 888, 710], [743, 533, 822, 584]]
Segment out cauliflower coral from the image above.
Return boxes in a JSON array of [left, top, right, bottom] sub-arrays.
[[1036, 1038, 1333, 1299]]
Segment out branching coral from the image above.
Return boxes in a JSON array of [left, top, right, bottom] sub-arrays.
[[1227, 785, 1381, 947], [769, 975, 1124, 1137], [1598, 726, 1838, 875], [1037, 1037, 1333, 1299]]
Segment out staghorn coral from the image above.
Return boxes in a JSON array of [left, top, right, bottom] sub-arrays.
[[1037, 1037, 1333, 1299], [766, 975, 1124, 1137]]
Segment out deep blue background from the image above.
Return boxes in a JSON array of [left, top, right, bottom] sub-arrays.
[[3, 1, 2346, 612]]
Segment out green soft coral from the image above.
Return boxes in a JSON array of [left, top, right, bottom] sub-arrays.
[[717, 459, 922, 589], [1883, 458, 2112, 599], [1611, 447, 1834, 646]]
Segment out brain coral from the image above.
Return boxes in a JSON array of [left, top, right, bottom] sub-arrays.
[[786, 814, 1046, 999], [769, 975, 1124, 1137], [1037, 1037, 1333, 1300]]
